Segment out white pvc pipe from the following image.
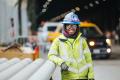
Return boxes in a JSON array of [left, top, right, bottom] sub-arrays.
[[0, 58, 8, 64], [0, 58, 20, 72], [28, 60, 56, 80], [0, 58, 32, 80], [9, 59, 44, 80]]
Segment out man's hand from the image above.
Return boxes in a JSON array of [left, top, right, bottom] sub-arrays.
[[60, 62, 68, 71]]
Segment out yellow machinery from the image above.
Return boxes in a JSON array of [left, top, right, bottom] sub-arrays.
[[47, 32, 61, 42], [80, 21, 103, 35]]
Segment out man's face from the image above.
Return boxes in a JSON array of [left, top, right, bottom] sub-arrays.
[[66, 24, 77, 35]]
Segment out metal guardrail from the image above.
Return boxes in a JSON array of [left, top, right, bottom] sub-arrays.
[[0, 58, 56, 80]]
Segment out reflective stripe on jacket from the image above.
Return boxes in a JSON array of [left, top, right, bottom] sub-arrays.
[[48, 33, 94, 79]]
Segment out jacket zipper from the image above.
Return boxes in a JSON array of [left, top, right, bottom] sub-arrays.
[[67, 40, 79, 74]]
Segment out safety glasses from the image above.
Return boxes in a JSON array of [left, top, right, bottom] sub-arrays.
[[66, 24, 77, 30]]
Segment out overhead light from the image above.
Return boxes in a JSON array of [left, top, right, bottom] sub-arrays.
[[47, 0, 52, 2], [42, 9, 47, 12], [41, 0, 53, 14], [43, 4, 47, 8], [89, 3, 94, 7], [95, 1, 99, 4], [75, 7, 80, 11], [45, 2, 50, 5]]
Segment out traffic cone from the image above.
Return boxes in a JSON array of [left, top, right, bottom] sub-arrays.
[[33, 46, 39, 60]]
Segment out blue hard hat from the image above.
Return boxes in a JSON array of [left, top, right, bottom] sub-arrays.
[[62, 12, 80, 24]]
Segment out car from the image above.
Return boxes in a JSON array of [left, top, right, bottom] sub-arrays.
[[79, 21, 112, 59]]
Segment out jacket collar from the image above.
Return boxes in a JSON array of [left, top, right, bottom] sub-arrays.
[[59, 32, 82, 42]]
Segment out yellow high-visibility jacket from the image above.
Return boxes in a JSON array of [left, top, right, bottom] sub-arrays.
[[48, 33, 94, 80]]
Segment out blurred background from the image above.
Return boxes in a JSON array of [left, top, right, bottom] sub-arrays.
[[0, 0, 120, 80]]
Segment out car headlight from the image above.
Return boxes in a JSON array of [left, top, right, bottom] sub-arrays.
[[106, 39, 112, 46], [107, 48, 111, 53], [89, 41, 95, 46]]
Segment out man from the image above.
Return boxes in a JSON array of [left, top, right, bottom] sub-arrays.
[[37, 27, 48, 55], [48, 12, 94, 80]]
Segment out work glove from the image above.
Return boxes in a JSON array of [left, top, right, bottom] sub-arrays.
[[60, 62, 68, 71]]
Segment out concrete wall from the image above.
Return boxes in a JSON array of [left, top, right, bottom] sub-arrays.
[[0, 0, 29, 44]]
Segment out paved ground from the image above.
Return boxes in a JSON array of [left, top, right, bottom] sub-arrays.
[[110, 44, 120, 60], [93, 44, 120, 80], [94, 60, 120, 80]]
